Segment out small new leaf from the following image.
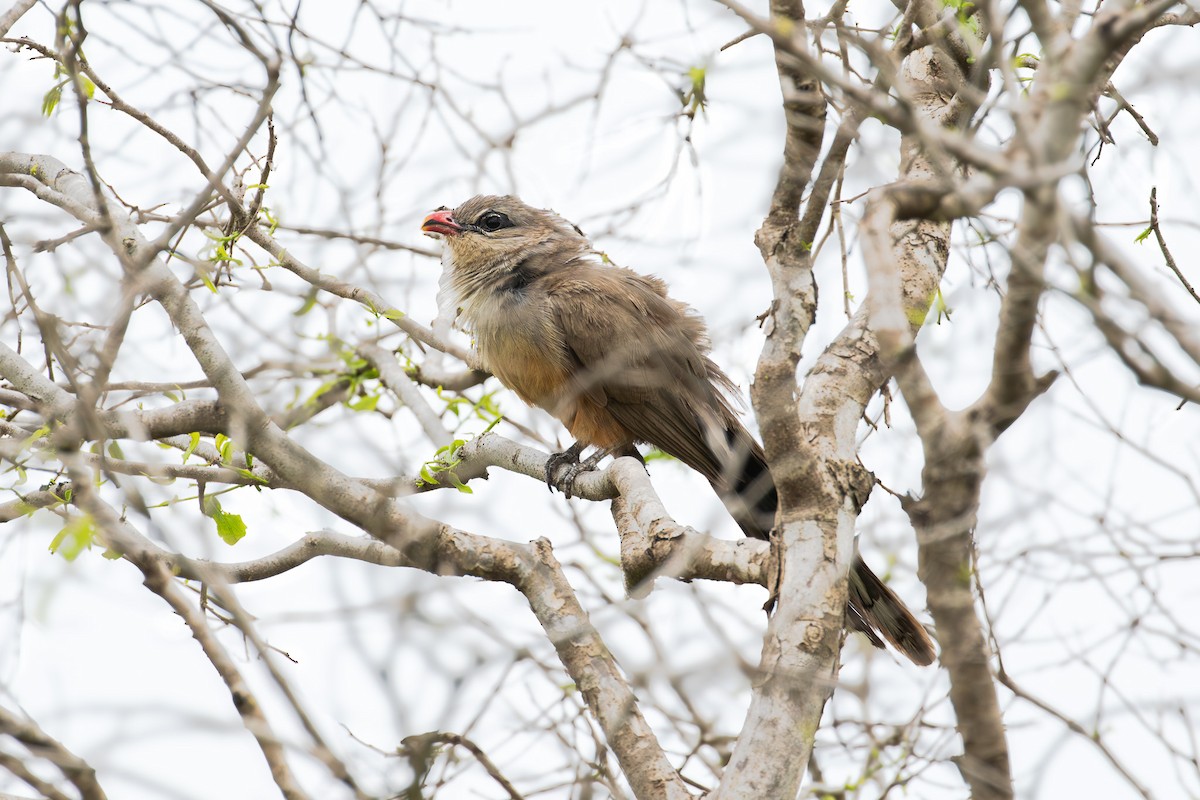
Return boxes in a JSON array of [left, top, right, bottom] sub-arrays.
[[261, 206, 279, 236], [20, 425, 51, 450], [234, 468, 268, 485], [682, 65, 708, 118], [183, 432, 200, 463], [41, 83, 64, 117], [416, 439, 469, 488], [214, 509, 247, 545], [933, 286, 953, 324], [214, 434, 233, 463], [197, 265, 218, 294], [203, 496, 247, 545], [50, 514, 96, 561], [347, 393, 380, 412], [294, 290, 319, 317]]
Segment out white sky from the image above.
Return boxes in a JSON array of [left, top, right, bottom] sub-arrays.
[[1, 1, 1198, 798]]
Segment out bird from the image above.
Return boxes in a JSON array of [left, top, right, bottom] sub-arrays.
[[421, 195, 936, 666]]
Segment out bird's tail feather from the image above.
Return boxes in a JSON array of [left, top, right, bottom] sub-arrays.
[[848, 556, 936, 666], [714, 424, 936, 666]]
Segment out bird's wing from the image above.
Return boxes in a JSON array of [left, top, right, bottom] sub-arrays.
[[549, 264, 737, 482]]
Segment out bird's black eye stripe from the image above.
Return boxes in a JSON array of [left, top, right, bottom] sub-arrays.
[[475, 211, 512, 233]]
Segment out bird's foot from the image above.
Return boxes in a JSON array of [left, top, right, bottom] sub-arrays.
[[546, 443, 606, 499], [545, 442, 585, 495]]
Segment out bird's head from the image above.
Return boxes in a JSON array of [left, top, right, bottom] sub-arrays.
[[421, 195, 590, 288]]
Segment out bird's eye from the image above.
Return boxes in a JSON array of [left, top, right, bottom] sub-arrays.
[[478, 212, 511, 232]]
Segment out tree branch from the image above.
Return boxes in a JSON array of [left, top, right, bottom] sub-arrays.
[[0, 705, 107, 800]]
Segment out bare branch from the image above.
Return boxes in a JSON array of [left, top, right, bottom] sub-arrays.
[[398, 731, 524, 800], [67, 482, 316, 800], [358, 343, 452, 447], [1147, 187, 1200, 306], [0, 705, 107, 800], [0, 0, 35, 38]]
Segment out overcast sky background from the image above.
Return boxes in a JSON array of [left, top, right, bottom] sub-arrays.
[[1, 1, 1199, 798]]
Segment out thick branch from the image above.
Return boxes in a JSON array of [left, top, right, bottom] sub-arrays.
[[519, 539, 691, 800], [609, 457, 769, 594], [856, 38, 1015, 800], [904, 431, 1011, 800]]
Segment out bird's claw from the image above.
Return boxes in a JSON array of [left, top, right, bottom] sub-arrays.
[[545, 445, 604, 499], [545, 446, 581, 497], [548, 461, 584, 499]]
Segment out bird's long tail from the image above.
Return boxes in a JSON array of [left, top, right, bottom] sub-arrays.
[[846, 556, 936, 665], [715, 426, 936, 666]]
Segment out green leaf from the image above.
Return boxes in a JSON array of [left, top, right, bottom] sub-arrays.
[[233, 468, 268, 485], [346, 394, 379, 412], [198, 266, 218, 294], [293, 290, 318, 317], [203, 497, 247, 545], [41, 82, 64, 117], [261, 206, 279, 236], [49, 514, 96, 561], [933, 286, 953, 324], [183, 432, 200, 463], [682, 66, 708, 117], [418, 464, 438, 486], [303, 378, 341, 407], [1134, 226, 1152, 244], [214, 508, 247, 545], [20, 425, 51, 449]]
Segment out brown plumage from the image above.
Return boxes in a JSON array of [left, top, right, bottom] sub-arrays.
[[422, 195, 936, 666]]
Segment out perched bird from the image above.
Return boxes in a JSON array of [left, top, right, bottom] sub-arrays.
[[422, 195, 936, 666]]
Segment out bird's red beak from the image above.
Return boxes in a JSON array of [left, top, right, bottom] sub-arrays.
[[421, 208, 463, 237]]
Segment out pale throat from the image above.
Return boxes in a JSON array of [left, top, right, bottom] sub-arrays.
[[437, 246, 526, 333]]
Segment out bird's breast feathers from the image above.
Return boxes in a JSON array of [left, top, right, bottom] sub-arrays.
[[460, 282, 571, 407]]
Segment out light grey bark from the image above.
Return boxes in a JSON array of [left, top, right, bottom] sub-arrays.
[[0, 0, 36, 37], [3, 2, 1199, 798]]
